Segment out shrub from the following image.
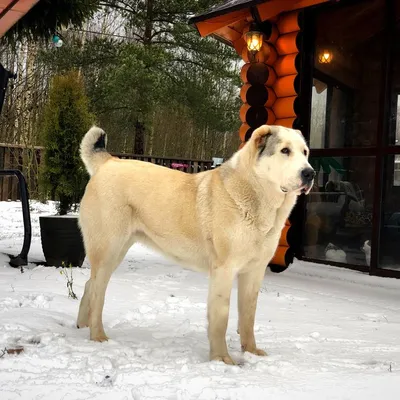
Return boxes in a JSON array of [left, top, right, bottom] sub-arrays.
[[40, 70, 94, 215]]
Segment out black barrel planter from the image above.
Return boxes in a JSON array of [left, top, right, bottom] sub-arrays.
[[39, 216, 85, 267]]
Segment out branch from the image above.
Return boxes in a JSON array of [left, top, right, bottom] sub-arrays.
[[99, 1, 137, 15], [97, 106, 140, 114], [169, 58, 213, 71], [150, 29, 173, 39], [153, 40, 221, 58], [0, 348, 6, 358], [152, 40, 196, 51], [152, 18, 178, 24]]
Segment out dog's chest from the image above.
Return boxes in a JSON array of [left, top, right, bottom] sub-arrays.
[[239, 201, 289, 255], [243, 204, 278, 234]]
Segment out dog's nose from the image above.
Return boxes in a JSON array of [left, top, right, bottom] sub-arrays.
[[301, 168, 315, 182]]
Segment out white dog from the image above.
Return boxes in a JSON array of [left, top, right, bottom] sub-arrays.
[[77, 125, 315, 364]]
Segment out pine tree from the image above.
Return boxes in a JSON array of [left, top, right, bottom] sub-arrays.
[[3, 0, 101, 43], [39, 0, 241, 156]]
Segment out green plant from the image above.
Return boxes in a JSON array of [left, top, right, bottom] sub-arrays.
[[60, 262, 78, 300], [40, 70, 94, 215]]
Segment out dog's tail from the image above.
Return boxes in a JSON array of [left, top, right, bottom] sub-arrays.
[[80, 126, 112, 176]]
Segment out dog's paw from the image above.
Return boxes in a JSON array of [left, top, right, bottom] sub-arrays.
[[251, 348, 268, 356], [242, 345, 268, 356], [90, 333, 109, 342], [211, 354, 236, 365]]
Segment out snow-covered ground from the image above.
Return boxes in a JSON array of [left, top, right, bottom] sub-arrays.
[[0, 201, 399, 400]]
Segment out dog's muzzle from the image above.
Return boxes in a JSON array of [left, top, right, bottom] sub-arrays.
[[300, 168, 315, 194], [301, 168, 316, 185]]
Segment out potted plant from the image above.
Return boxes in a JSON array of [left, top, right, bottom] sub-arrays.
[[39, 70, 94, 267]]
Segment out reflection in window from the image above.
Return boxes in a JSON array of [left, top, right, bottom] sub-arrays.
[[309, 77, 348, 149], [395, 155, 400, 186], [310, 80, 327, 148], [305, 157, 374, 266], [392, 96, 400, 186], [396, 95, 400, 145], [380, 155, 400, 270], [313, 0, 384, 148]]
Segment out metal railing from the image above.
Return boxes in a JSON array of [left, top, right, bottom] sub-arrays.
[[0, 169, 31, 267]]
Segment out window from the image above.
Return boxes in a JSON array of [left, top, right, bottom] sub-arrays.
[[310, 77, 349, 149], [304, 156, 374, 266], [380, 155, 400, 270], [394, 155, 400, 186], [380, 20, 400, 271], [392, 95, 400, 186], [310, 80, 327, 149], [311, 0, 385, 149], [395, 94, 400, 146], [304, 0, 384, 269]]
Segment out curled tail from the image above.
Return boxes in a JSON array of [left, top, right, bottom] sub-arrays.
[[80, 126, 112, 176]]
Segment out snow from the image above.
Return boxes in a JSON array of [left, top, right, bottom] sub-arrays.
[[0, 200, 400, 400]]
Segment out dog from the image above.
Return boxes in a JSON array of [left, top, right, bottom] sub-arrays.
[[77, 124, 315, 365]]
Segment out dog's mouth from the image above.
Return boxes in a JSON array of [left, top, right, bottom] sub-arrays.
[[301, 183, 313, 195], [281, 183, 313, 195]]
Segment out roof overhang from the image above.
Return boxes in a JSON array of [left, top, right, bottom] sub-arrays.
[[0, 0, 40, 38], [189, 0, 328, 46]]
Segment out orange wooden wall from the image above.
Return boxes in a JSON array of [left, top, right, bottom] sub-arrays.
[[238, 11, 302, 268]]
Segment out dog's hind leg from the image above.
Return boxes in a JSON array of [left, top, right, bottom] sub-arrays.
[[77, 278, 92, 328], [77, 237, 134, 330], [88, 255, 116, 342], [238, 266, 267, 356], [87, 235, 135, 342]]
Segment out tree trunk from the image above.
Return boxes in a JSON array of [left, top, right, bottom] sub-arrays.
[[144, 0, 154, 45], [134, 119, 145, 154], [147, 111, 155, 155]]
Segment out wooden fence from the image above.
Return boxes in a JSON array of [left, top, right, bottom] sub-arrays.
[[0, 144, 213, 201], [0, 143, 43, 201]]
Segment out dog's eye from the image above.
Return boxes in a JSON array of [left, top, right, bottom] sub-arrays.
[[303, 150, 308, 156], [281, 148, 290, 155]]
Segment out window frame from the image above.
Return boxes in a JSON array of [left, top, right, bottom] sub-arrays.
[[297, 0, 400, 278]]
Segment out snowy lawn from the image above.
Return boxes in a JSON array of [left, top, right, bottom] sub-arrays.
[[0, 201, 399, 400]]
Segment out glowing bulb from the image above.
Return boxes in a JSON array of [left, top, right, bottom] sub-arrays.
[[245, 31, 263, 53], [318, 50, 333, 64]]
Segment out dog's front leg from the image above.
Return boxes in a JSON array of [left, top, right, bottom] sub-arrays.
[[275, 192, 297, 231], [208, 265, 236, 365], [238, 266, 268, 356]]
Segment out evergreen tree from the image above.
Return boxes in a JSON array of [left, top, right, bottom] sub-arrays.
[[40, 0, 241, 156], [40, 71, 94, 215], [4, 0, 101, 43]]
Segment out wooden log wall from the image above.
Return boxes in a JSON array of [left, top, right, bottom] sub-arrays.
[[238, 11, 302, 270]]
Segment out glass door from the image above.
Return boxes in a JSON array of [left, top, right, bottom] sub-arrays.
[[378, 16, 400, 271], [303, 0, 385, 270]]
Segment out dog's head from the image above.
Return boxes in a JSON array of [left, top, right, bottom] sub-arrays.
[[247, 125, 315, 195]]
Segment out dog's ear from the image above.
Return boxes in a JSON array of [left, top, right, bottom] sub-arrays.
[[295, 129, 305, 138], [251, 125, 272, 155]]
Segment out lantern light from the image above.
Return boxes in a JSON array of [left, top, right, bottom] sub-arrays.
[[245, 28, 264, 53], [318, 49, 333, 64]]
